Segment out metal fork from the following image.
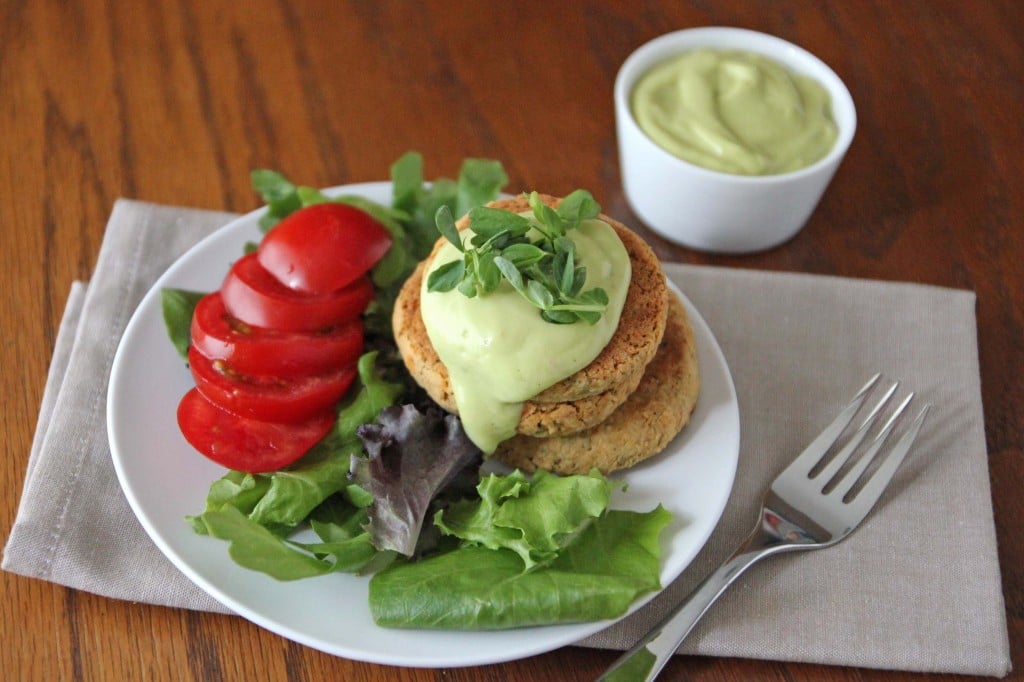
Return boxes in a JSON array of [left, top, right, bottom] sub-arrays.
[[596, 374, 931, 682]]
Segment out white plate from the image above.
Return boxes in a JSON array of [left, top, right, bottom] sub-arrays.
[[107, 181, 740, 668]]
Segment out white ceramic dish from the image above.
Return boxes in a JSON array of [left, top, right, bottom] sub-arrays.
[[107, 182, 740, 668], [615, 27, 857, 253]]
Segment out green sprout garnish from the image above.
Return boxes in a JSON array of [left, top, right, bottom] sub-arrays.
[[426, 190, 609, 325]]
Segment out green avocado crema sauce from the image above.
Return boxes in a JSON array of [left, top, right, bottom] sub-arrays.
[[421, 217, 631, 453], [631, 48, 839, 175]]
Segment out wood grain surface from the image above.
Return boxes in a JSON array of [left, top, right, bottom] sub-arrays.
[[2, 1, 1020, 680]]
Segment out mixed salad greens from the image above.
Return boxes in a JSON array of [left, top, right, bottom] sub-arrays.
[[161, 152, 671, 630]]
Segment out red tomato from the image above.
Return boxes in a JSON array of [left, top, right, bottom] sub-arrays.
[[221, 253, 374, 332], [177, 388, 333, 472], [188, 345, 357, 423], [257, 203, 392, 294], [190, 292, 364, 378]]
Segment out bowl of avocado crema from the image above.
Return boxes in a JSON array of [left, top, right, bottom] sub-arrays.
[[615, 27, 856, 253]]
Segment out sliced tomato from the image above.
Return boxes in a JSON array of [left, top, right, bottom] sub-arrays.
[[220, 253, 374, 332], [190, 292, 364, 378], [188, 345, 357, 422], [177, 388, 333, 472], [257, 202, 392, 294]]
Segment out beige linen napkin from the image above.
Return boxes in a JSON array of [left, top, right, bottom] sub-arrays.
[[2, 200, 1012, 676]]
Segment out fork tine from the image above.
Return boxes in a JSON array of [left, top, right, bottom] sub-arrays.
[[785, 373, 881, 479], [828, 391, 914, 500], [845, 404, 930, 518], [812, 381, 899, 486]]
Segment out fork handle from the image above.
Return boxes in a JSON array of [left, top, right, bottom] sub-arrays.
[[596, 524, 797, 682]]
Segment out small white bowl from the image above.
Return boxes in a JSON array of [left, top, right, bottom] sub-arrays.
[[615, 27, 856, 253]]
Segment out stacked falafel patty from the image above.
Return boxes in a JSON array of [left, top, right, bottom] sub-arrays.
[[392, 195, 700, 474]]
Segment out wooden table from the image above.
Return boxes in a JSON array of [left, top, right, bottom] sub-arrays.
[[2, 1, 1020, 679]]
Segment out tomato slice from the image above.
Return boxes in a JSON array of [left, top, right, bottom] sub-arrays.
[[257, 202, 392, 294], [177, 388, 333, 472], [221, 253, 374, 332], [188, 345, 357, 422], [190, 292, 364, 378]]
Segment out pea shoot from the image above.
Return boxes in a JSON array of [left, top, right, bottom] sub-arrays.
[[426, 190, 610, 324]]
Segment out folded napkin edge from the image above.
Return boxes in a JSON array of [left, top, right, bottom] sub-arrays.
[[662, 261, 976, 302]]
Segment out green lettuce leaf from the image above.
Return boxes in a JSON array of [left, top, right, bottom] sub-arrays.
[[245, 445, 356, 530], [330, 351, 405, 449], [388, 151, 508, 260], [435, 469, 613, 570], [160, 288, 206, 360], [199, 505, 379, 579], [456, 158, 509, 219], [251, 169, 301, 232], [369, 505, 671, 629]]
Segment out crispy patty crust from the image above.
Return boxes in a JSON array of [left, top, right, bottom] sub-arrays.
[[492, 291, 699, 474]]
